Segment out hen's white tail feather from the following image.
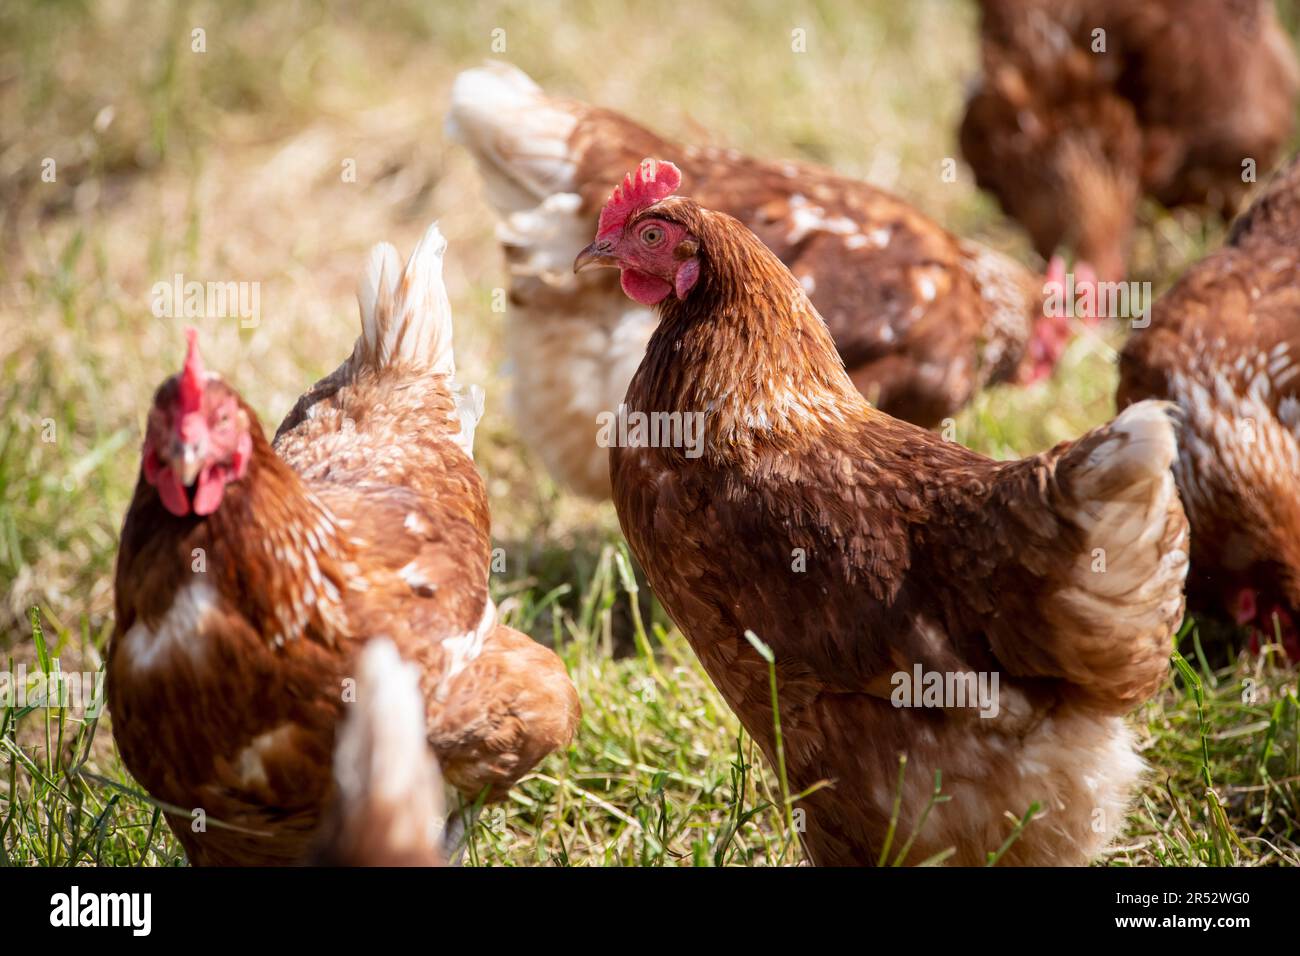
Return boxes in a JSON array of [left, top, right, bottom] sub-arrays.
[[359, 242, 403, 359], [356, 222, 455, 377], [353, 223, 486, 460], [445, 62, 580, 214]]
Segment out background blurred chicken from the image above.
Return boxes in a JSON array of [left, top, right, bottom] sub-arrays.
[[448, 62, 1067, 500], [1119, 155, 1300, 658], [311, 639, 446, 866], [961, 0, 1299, 283], [580, 161, 1188, 865], [108, 225, 580, 866]]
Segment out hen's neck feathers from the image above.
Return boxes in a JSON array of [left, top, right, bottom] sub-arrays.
[[632, 203, 872, 456]]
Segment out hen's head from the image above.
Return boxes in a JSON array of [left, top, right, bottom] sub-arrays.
[[574, 159, 701, 306], [1048, 107, 1139, 289], [142, 328, 252, 517]]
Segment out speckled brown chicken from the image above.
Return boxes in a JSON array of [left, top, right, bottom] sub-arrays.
[[108, 224, 580, 866], [1118, 155, 1300, 656], [579, 161, 1188, 866], [961, 0, 1299, 282], [448, 62, 1062, 499]]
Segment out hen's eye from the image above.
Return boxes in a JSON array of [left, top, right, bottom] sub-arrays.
[[640, 226, 665, 247]]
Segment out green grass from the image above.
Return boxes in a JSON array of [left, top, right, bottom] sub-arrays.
[[2, 0, 1299, 866], [6, 568, 1300, 867]]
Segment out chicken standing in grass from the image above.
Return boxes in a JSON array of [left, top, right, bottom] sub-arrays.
[[1119, 156, 1300, 657], [577, 161, 1188, 865], [961, 0, 1298, 283], [108, 224, 580, 866], [448, 62, 1077, 500]]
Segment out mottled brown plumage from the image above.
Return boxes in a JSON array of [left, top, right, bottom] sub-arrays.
[[961, 0, 1299, 280], [108, 226, 579, 866], [1118, 155, 1300, 654], [594, 189, 1188, 866], [449, 63, 1048, 498]]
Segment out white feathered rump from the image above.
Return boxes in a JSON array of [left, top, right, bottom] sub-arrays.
[[445, 61, 580, 214]]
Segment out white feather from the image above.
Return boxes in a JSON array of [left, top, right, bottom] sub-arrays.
[[445, 62, 580, 214], [334, 639, 445, 851]]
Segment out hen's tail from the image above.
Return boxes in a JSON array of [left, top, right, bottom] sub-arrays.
[[312, 639, 446, 866], [445, 62, 583, 215], [988, 400, 1188, 713], [355, 223, 483, 458], [356, 222, 455, 378], [1044, 400, 1189, 709]]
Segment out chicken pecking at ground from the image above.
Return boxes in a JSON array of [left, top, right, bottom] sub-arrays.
[[108, 224, 580, 866], [310, 639, 446, 866], [576, 160, 1188, 866], [447, 62, 1082, 500], [1118, 155, 1300, 658], [961, 0, 1299, 283]]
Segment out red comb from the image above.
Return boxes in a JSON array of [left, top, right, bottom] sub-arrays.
[[178, 327, 205, 414], [596, 159, 682, 239]]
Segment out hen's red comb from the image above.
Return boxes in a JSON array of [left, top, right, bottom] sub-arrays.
[[178, 326, 206, 414], [596, 159, 682, 239]]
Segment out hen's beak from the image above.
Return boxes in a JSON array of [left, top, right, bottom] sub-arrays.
[[574, 239, 618, 274], [177, 446, 203, 487], [171, 414, 208, 486], [166, 438, 205, 487]]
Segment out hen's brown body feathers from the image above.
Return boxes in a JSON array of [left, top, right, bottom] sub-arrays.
[[610, 199, 1186, 865], [1119, 156, 1300, 642]]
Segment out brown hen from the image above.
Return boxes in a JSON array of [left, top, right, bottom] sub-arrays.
[[1119, 155, 1300, 656], [579, 161, 1188, 866], [961, 0, 1299, 282], [448, 62, 1063, 499], [108, 225, 580, 866]]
